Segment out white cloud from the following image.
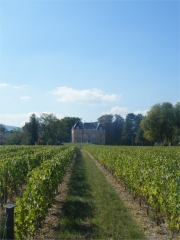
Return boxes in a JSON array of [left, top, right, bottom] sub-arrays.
[[20, 96, 30, 100], [103, 106, 149, 118], [103, 106, 129, 117], [0, 83, 29, 89], [14, 85, 29, 89], [0, 112, 64, 127], [134, 110, 149, 116], [0, 113, 31, 127], [51, 87, 120, 104], [173, 100, 180, 106], [0, 83, 9, 87]]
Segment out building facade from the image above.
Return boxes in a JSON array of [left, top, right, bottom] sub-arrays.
[[71, 121, 105, 144]]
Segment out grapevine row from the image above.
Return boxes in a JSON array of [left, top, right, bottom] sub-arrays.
[[0, 146, 69, 202], [14, 146, 77, 239], [84, 145, 180, 231]]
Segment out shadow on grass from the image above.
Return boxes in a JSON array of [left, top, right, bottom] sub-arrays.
[[60, 150, 98, 238]]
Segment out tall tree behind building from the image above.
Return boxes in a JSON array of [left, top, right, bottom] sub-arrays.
[[112, 114, 124, 145], [97, 114, 124, 145], [61, 117, 80, 142], [122, 113, 136, 145], [173, 102, 180, 144], [97, 114, 114, 145]]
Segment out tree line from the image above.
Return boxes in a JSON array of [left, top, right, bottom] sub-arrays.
[[0, 115, 80, 145], [0, 101, 179, 146]]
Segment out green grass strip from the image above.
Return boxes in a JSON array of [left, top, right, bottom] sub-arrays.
[[58, 149, 146, 239]]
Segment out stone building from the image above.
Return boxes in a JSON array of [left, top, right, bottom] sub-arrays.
[[71, 121, 105, 144]]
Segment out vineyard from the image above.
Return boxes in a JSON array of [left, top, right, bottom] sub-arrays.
[[0, 145, 179, 239], [0, 145, 77, 239], [84, 145, 180, 231]]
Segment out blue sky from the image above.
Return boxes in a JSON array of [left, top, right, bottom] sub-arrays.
[[0, 1, 179, 127]]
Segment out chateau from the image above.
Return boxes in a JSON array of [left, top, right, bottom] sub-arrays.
[[71, 121, 105, 144]]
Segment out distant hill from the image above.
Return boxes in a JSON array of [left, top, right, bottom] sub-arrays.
[[1, 124, 21, 131]]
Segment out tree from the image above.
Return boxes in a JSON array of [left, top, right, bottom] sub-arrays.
[[97, 114, 114, 124], [140, 102, 175, 144], [39, 113, 69, 144], [134, 126, 151, 145], [97, 115, 114, 145], [134, 114, 144, 135], [39, 113, 57, 144], [121, 113, 144, 146], [5, 129, 24, 145], [101, 121, 114, 145], [160, 102, 175, 143], [0, 124, 6, 133], [173, 102, 180, 144], [61, 117, 80, 142], [97, 114, 125, 145], [112, 114, 124, 145], [55, 120, 69, 143], [122, 113, 136, 145], [140, 105, 161, 143], [23, 114, 39, 145]]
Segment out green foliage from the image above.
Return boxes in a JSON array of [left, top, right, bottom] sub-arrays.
[[84, 145, 180, 231], [140, 102, 178, 144], [0, 124, 6, 133], [59, 149, 145, 239], [97, 114, 114, 145], [112, 114, 124, 145], [5, 129, 24, 145], [135, 126, 147, 145], [2, 101, 179, 146], [14, 146, 76, 239], [122, 113, 136, 145], [173, 102, 180, 144], [97, 114, 114, 123], [23, 114, 39, 145], [97, 114, 124, 145], [122, 113, 144, 146], [38, 113, 70, 144], [61, 116, 80, 141], [0, 146, 69, 202]]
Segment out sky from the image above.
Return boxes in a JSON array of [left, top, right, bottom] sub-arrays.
[[0, 0, 179, 127]]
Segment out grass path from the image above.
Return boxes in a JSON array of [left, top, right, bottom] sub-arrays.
[[58, 149, 146, 239]]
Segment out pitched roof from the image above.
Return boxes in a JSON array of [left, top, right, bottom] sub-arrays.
[[72, 121, 83, 129], [72, 121, 105, 130], [83, 123, 96, 129]]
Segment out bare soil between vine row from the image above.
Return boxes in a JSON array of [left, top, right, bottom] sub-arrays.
[[31, 149, 179, 240]]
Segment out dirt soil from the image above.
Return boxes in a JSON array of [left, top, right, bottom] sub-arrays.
[[30, 149, 179, 240]]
